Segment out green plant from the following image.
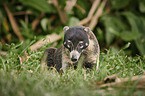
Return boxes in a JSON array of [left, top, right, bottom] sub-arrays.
[[101, 0, 145, 56], [0, 42, 145, 96], [1, 0, 145, 56]]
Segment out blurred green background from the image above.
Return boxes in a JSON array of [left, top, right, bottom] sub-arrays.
[[0, 0, 145, 56]]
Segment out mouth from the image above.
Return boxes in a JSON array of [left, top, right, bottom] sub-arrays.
[[71, 60, 78, 63], [71, 56, 79, 63], [71, 56, 78, 62]]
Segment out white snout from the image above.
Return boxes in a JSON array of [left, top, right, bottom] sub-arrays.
[[70, 50, 80, 62]]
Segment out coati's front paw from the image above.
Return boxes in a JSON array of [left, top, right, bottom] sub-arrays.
[[84, 62, 96, 70]]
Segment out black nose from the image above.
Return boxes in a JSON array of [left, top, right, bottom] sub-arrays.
[[71, 56, 78, 62]]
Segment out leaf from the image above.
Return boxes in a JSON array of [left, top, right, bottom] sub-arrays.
[[4, 3, 24, 41], [68, 17, 80, 27], [121, 42, 131, 50], [102, 15, 128, 46], [3, 18, 9, 32], [105, 31, 115, 46], [75, 0, 88, 18], [120, 31, 140, 41], [139, 0, 145, 13], [111, 0, 131, 10], [20, 20, 33, 39], [19, 0, 56, 13], [40, 18, 51, 32], [122, 12, 145, 56]]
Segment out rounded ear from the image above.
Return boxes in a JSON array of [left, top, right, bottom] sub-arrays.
[[84, 27, 92, 37], [84, 27, 91, 33], [63, 26, 69, 32]]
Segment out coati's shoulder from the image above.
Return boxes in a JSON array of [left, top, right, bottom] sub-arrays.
[[54, 47, 63, 72], [41, 47, 57, 70]]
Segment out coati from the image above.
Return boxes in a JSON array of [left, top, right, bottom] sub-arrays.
[[41, 26, 100, 73]]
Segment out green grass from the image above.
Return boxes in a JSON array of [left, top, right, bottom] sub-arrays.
[[0, 42, 145, 96]]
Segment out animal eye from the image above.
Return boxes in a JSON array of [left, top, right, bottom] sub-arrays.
[[79, 43, 84, 48], [63, 42, 66, 45], [66, 40, 72, 48], [67, 42, 72, 48], [85, 43, 88, 46]]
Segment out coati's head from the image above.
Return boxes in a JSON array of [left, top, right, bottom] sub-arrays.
[[63, 26, 90, 63]]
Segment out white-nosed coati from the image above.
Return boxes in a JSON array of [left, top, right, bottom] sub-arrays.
[[41, 26, 100, 73]]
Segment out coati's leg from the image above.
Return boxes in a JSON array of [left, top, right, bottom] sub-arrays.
[[84, 62, 95, 71], [41, 48, 56, 70], [83, 53, 98, 71], [61, 47, 72, 72], [62, 56, 71, 72], [54, 47, 63, 73], [62, 62, 73, 72], [62, 63, 68, 72]]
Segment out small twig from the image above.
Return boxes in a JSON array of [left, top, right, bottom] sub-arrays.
[[25, 14, 28, 24], [56, 7, 67, 24], [65, 0, 77, 12], [49, 15, 57, 22], [95, 74, 145, 89], [30, 33, 61, 51], [13, 11, 32, 16], [100, 75, 145, 89], [3, 3, 24, 41], [18, 56, 23, 65], [75, 4, 86, 14], [49, 0, 67, 24], [32, 13, 45, 30], [79, 0, 101, 25], [89, 0, 107, 30], [0, 51, 7, 55]]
